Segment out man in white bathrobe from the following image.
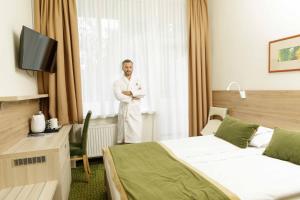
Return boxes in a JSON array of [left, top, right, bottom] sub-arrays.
[[113, 59, 145, 143]]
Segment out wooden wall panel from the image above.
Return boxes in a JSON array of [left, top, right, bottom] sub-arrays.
[[0, 100, 39, 153], [213, 90, 300, 130]]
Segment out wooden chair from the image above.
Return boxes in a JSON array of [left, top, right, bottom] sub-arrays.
[[201, 107, 228, 135], [70, 111, 92, 182]]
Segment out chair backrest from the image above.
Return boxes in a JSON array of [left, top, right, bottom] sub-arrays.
[[201, 107, 228, 135], [82, 111, 92, 154], [208, 107, 228, 120]]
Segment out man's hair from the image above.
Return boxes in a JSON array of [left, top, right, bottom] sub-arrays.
[[122, 59, 133, 66]]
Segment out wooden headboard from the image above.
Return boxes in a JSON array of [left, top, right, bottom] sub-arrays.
[[213, 90, 300, 130]]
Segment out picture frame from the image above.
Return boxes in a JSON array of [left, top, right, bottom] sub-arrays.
[[269, 34, 300, 73]]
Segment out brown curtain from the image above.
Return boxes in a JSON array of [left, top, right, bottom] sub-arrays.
[[188, 0, 212, 136], [34, 0, 83, 124]]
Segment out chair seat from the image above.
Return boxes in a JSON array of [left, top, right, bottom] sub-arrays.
[[70, 143, 82, 148], [70, 143, 83, 156]]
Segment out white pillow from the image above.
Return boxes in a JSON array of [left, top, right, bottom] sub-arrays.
[[256, 126, 273, 134], [249, 126, 274, 148]]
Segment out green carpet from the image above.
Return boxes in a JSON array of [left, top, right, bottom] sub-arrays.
[[69, 158, 106, 200]]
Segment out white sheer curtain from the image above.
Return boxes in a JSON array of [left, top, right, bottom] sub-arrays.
[[77, 0, 188, 140]]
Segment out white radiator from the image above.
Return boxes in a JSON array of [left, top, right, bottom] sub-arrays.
[[87, 124, 117, 157]]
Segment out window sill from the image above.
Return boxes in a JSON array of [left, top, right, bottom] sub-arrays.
[[89, 111, 156, 119]]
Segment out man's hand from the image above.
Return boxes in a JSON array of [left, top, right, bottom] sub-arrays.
[[122, 91, 132, 96]]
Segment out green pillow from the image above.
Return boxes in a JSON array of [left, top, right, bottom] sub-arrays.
[[263, 128, 300, 165], [215, 116, 259, 148]]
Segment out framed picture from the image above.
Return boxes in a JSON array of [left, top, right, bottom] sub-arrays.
[[269, 34, 300, 73]]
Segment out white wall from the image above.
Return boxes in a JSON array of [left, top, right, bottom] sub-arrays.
[[209, 0, 300, 90], [0, 0, 37, 96]]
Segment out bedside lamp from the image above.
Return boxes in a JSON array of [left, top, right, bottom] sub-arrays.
[[226, 81, 246, 99]]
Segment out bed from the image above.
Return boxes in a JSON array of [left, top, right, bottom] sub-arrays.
[[103, 135, 300, 200]]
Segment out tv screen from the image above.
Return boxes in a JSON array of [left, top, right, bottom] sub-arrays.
[[19, 26, 58, 73]]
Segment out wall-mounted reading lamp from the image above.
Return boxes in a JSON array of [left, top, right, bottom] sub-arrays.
[[226, 81, 246, 99]]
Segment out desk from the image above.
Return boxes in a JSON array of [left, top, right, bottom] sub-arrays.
[[0, 125, 72, 200]]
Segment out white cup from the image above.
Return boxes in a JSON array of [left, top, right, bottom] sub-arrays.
[[49, 118, 58, 129]]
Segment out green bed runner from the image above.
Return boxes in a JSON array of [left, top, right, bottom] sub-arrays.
[[109, 142, 232, 200]]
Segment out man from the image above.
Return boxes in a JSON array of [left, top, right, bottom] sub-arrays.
[[113, 59, 145, 143]]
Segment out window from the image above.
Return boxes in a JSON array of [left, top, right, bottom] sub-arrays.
[[77, 0, 188, 139]]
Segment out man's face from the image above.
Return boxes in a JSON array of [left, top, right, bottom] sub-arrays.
[[122, 62, 133, 77]]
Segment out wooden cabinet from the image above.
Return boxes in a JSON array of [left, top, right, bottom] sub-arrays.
[[54, 127, 71, 200], [0, 125, 72, 200]]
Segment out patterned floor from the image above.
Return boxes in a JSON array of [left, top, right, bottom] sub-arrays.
[[69, 158, 106, 200]]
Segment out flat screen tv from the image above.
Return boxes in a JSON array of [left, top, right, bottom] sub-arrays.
[[19, 26, 58, 73]]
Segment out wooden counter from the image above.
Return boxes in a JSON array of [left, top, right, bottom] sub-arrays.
[[0, 125, 72, 200], [1, 126, 71, 156]]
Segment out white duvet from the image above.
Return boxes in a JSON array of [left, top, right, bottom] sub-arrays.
[[161, 135, 300, 200]]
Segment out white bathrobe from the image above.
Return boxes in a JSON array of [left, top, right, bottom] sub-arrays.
[[113, 76, 145, 143]]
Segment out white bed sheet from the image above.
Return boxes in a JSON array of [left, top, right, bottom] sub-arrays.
[[161, 135, 300, 200], [105, 135, 300, 200]]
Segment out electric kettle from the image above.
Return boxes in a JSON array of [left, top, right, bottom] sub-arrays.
[[31, 111, 46, 133]]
